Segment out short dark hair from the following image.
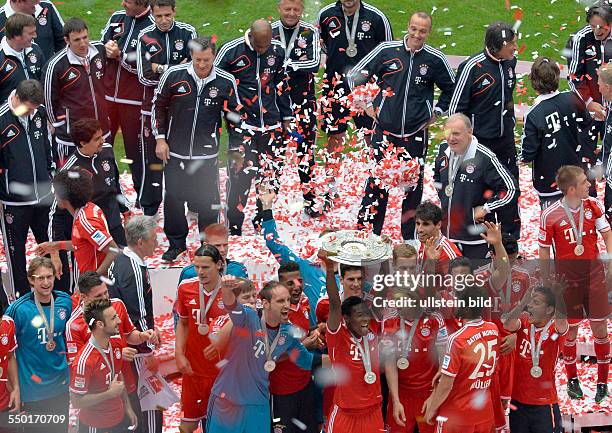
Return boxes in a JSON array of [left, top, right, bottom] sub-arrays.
[[489, 232, 519, 255], [133, 0, 150, 6], [151, 0, 175, 9], [84, 298, 112, 331], [189, 36, 215, 55], [63, 17, 88, 39], [448, 256, 475, 274], [260, 280, 286, 302], [78, 271, 103, 295], [587, 1, 612, 24], [339, 264, 363, 278], [415, 201, 443, 225], [341, 295, 365, 316], [16, 79, 43, 105], [533, 286, 555, 308], [278, 261, 300, 279], [455, 282, 487, 319], [484, 21, 515, 55], [71, 118, 101, 148], [52, 167, 93, 209], [529, 57, 560, 94], [5, 13, 36, 39]]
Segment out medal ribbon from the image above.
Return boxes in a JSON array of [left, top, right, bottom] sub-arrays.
[[261, 313, 283, 362], [351, 334, 373, 376], [448, 153, 464, 188], [279, 25, 300, 61], [90, 336, 115, 380], [399, 316, 421, 360], [560, 199, 584, 252], [529, 319, 554, 370], [344, 8, 360, 50], [198, 282, 221, 327], [34, 293, 55, 346]]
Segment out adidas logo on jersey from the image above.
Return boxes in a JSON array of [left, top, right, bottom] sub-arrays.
[[189, 299, 197, 305], [329, 22, 337, 28], [236, 60, 245, 67], [481, 78, 490, 86], [389, 63, 398, 70], [149, 46, 158, 52], [68, 72, 77, 80], [5, 64, 12, 71], [560, 219, 568, 227], [177, 86, 187, 93], [6, 130, 15, 137]]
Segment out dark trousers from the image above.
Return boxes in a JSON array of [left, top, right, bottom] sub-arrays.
[[476, 133, 521, 240], [164, 157, 220, 250], [139, 114, 163, 216], [606, 181, 612, 223], [509, 399, 562, 433], [132, 357, 163, 433], [0, 203, 49, 305], [357, 129, 427, 240], [227, 129, 284, 235], [108, 102, 142, 198], [292, 99, 317, 204], [21, 392, 69, 433], [271, 380, 318, 433]]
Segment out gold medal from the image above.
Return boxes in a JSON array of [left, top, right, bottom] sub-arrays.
[[46, 340, 56, 352], [574, 245, 584, 256], [264, 360, 276, 372]]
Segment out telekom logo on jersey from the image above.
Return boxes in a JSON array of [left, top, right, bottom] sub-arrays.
[[37, 327, 59, 344], [519, 338, 541, 359], [563, 227, 592, 244]]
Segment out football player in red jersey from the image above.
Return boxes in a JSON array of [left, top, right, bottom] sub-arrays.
[[278, 261, 313, 334], [423, 283, 499, 433], [70, 298, 138, 432], [175, 244, 229, 433], [382, 288, 448, 433], [415, 201, 462, 274], [539, 165, 612, 403], [503, 283, 568, 433], [319, 249, 384, 433], [0, 312, 19, 432]]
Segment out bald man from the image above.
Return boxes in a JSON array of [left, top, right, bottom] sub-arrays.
[[434, 114, 518, 259], [215, 19, 293, 235]]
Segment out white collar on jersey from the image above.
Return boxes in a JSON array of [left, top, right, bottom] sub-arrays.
[[4, 0, 44, 19], [533, 90, 560, 106], [0, 35, 32, 57], [67, 44, 99, 66], [444, 135, 478, 160], [123, 246, 147, 267]]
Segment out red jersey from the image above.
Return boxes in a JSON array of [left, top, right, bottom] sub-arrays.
[[512, 315, 567, 405], [381, 313, 448, 393], [326, 321, 381, 410], [477, 265, 531, 337], [439, 290, 464, 335], [72, 202, 113, 273], [417, 235, 462, 274], [70, 337, 126, 428], [539, 197, 610, 260], [66, 299, 137, 393], [439, 320, 499, 425], [288, 295, 311, 333], [175, 277, 226, 377], [0, 316, 17, 411], [71, 292, 81, 311]]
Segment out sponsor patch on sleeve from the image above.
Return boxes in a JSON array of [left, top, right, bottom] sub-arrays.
[[91, 230, 108, 246], [538, 229, 547, 242], [442, 355, 451, 369], [74, 376, 86, 388]]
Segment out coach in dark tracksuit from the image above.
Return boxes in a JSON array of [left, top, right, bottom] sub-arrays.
[[214, 19, 293, 235], [520, 57, 594, 210], [109, 215, 162, 433], [434, 114, 517, 259], [153, 36, 242, 262], [43, 18, 109, 166], [136, 0, 196, 216], [0, 0, 64, 61], [0, 81, 53, 306], [101, 0, 154, 202], [271, 10, 320, 216], [449, 21, 520, 239], [0, 13, 44, 103], [348, 12, 455, 240]]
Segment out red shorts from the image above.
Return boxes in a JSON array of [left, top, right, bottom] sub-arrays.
[[436, 419, 494, 433], [327, 404, 384, 433], [181, 374, 216, 422], [387, 390, 434, 433], [561, 268, 611, 323]]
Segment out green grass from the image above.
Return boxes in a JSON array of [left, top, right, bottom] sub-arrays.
[[53, 0, 589, 170]]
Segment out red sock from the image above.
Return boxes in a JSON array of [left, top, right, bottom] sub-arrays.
[[594, 336, 610, 385], [563, 337, 578, 380]]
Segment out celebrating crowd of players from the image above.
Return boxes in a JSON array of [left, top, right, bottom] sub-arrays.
[[2, 0, 612, 432]]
